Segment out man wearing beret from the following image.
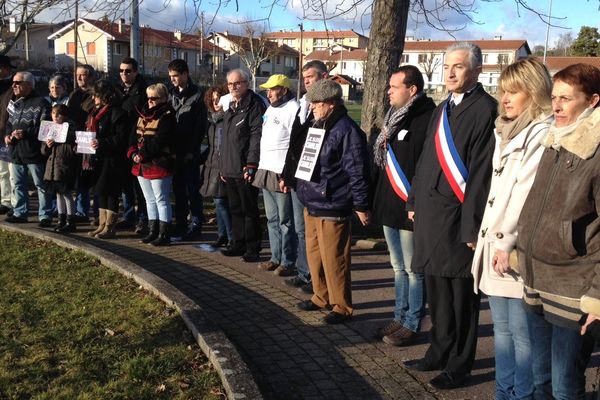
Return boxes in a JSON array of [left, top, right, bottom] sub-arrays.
[[295, 79, 371, 324]]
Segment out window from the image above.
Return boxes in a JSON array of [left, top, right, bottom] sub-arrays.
[[400, 54, 409, 64], [284, 56, 295, 67], [48, 39, 54, 49], [172, 48, 178, 60], [342, 61, 347, 70], [418, 53, 427, 63], [482, 54, 488, 63], [115, 43, 121, 55], [276, 55, 281, 64], [497, 54, 509, 64], [86, 42, 95, 55], [196, 53, 203, 65], [67, 42, 75, 55], [182, 51, 188, 62]]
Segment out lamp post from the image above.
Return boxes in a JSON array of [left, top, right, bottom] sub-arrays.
[[543, 0, 553, 64], [297, 23, 303, 100]]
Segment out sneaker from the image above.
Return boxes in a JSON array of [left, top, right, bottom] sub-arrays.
[[38, 218, 53, 228], [376, 320, 403, 339], [274, 265, 296, 277], [6, 215, 27, 223], [299, 282, 313, 294], [382, 326, 417, 346], [285, 276, 307, 288], [258, 260, 279, 271]]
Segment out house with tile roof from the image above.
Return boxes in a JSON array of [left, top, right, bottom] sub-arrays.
[[400, 37, 531, 90], [542, 56, 600, 75], [1, 22, 68, 70], [48, 18, 226, 80], [305, 47, 367, 84], [265, 29, 369, 55], [207, 31, 300, 80]]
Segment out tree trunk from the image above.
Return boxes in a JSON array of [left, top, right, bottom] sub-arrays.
[[360, 0, 410, 142]]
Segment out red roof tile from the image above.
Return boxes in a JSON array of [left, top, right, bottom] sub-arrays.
[[403, 39, 529, 52], [305, 49, 367, 61], [265, 30, 368, 40], [541, 56, 600, 71]]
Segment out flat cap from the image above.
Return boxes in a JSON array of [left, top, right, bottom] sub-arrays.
[[306, 79, 342, 102]]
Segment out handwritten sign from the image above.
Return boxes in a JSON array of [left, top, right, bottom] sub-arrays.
[[38, 120, 69, 143], [295, 127, 326, 182], [75, 131, 96, 154]]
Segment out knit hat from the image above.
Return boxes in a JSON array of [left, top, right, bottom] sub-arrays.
[[305, 79, 342, 102]]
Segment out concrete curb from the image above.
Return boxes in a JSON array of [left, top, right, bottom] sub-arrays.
[[2, 223, 262, 400]]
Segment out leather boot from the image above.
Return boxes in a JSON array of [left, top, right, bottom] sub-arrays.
[[58, 215, 77, 233], [141, 220, 159, 244], [54, 214, 66, 233], [150, 221, 171, 246], [96, 210, 118, 239], [89, 209, 106, 237]]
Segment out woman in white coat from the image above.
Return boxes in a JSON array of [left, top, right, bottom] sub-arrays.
[[471, 57, 553, 400]]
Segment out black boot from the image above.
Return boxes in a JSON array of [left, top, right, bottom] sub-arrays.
[[141, 220, 159, 244], [54, 214, 66, 232], [150, 221, 171, 246], [58, 215, 77, 233]]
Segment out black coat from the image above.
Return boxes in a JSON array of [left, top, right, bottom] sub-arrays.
[[371, 94, 436, 230], [169, 81, 207, 162], [220, 90, 266, 178], [120, 75, 147, 129], [90, 106, 130, 196], [408, 84, 497, 277], [200, 111, 227, 198], [281, 102, 313, 189], [68, 88, 95, 130]]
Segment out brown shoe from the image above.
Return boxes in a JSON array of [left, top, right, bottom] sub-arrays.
[[274, 265, 296, 277], [383, 326, 417, 346], [376, 320, 403, 339], [258, 261, 279, 271]]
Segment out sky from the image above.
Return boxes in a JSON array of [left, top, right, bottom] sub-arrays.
[[40, 0, 600, 49]]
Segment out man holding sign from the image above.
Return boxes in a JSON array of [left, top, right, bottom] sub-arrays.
[[3, 71, 51, 226]]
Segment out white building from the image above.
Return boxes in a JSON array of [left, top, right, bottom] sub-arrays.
[[305, 47, 367, 84]]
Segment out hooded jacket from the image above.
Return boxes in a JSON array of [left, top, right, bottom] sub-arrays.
[[517, 108, 600, 330]]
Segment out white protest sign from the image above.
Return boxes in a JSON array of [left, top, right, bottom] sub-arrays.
[[295, 127, 326, 182], [75, 131, 96, 154], [38, 120, 69, 143]]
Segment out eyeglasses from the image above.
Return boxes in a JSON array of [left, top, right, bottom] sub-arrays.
[[147, 96, 161, 101], [12, 81, 23, 85], [227, 80, 247, 87], [119, 69, 132, 74]]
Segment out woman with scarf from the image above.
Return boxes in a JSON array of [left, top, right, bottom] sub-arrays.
[[371, 66, 435, 346], [252, 75, 299, 277], [127, 83, 176, 246], [471, 57, 553, 400], [516, 63, 600, 399], [85, 79, 129, 239], [199, 84, 232, 248]]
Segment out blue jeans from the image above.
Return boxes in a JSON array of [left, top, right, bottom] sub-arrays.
[[382, 226, 424, 332], [9, 163, 51, 219], [489, 296, 534, 400], [526, 308, 595, 400], [262, 188, 296, 266], [291, 190, 310, 283], [214, 196, 232, 240], [137, 176, 173, 223]]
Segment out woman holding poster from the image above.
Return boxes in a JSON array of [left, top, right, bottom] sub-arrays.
[[85, 80, 129, 239]]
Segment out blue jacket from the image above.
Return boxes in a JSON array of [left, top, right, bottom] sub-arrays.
[[296, 105, 370, 217]]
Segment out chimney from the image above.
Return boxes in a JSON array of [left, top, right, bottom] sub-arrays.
[[118, 18, 125, 33], [494, 35, 502, 40], [406, 36, 415, 41], [223, 30, 228, 36], [174, 30, 182, 41]]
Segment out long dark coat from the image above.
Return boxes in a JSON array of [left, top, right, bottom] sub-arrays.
[[199, 111, 227, 198], [408, 84, 497, 277], [89, 106, 129, 196], [371, 94, 436, 230]]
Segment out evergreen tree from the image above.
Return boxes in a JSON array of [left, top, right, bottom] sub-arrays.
[[571, 26, 600, 56]]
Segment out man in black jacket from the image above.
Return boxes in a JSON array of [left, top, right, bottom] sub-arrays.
[[117, 57, 148, 234], [219, 69, 266, 262], [404, 42, 496, 390], [168, 59, 207, 240], [371, 65, 435, 346], [3, 71, 51, 225], [0, 55, 15, 215]]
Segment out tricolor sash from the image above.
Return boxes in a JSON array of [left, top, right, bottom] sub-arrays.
[[434, 100, 468, 203], [385, 144, 411, 201]]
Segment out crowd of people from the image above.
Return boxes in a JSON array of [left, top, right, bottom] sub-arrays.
[[1, 41, 600, 397]]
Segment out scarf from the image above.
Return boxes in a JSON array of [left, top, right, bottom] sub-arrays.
[[542, 108, 595, 151], [495, 108, 535, 152], [373, 93, 422, 168], [208, 110, 225, 124], [82, 104, 110, 171]]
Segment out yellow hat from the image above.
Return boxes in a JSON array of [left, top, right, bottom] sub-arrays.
[[259, 74, 292, 90]]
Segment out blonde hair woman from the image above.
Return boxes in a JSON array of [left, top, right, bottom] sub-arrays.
[[471, 57, 553, 399]]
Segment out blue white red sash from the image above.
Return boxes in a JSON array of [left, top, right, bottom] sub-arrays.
[[385, 144, 411, 201], [434, 100, 468, 203]]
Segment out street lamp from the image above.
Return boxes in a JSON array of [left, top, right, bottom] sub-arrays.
[[297, 23, 303, 100]]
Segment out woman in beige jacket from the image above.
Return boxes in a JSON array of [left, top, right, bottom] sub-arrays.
[[471, 57, 553, 400]]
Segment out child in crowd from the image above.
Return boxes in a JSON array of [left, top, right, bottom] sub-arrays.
[[41, 104, 78, 233]]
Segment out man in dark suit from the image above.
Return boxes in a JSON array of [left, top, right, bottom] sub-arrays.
[[404, 42, 497, 389]]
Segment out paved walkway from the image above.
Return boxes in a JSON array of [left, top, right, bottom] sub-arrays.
[[7, 218, 600, 399]]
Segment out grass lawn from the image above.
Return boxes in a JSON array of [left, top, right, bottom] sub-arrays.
[[346, 102, 363, 125], [0, 230, 223, 400]]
